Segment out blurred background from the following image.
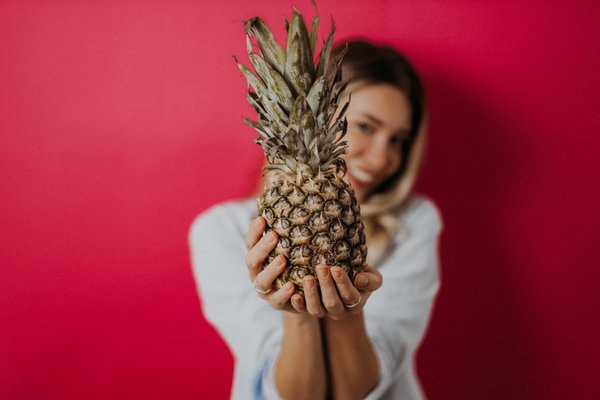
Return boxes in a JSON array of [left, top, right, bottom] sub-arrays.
[[1, 1, 599, 399]]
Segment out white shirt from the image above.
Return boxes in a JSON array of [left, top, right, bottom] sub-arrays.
[[188, 194, 443, 399]]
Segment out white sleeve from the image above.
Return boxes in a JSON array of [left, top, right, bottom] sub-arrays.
[[188, 203, 283, 399], [363, 198, 443, 399]]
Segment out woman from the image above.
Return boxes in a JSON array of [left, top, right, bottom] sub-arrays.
[[189, 40, 443, 400]]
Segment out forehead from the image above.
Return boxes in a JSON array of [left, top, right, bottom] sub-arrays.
[[345, 83, 412, 130]]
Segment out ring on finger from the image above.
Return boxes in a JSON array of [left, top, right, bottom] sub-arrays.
[[253, 278, 272, 295], [344, 293, 361, 309]]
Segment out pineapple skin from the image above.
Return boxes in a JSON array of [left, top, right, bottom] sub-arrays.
[[259, 166, 367, 294]]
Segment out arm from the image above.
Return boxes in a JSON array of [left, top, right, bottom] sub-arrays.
[[273, 313, 327, 400], [319, 197, 443, 399], [322, 310, 379, 400], [289, 265, 384, 400], [244, 217, 327, 399]]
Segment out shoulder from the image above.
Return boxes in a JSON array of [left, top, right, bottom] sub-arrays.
[[188, 197, 258, 245], [400, 194, 443, 229], [395, 194, 444, 243]]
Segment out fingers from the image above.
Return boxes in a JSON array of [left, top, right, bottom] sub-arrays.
[[353, 265, 383, 292], [243, 217, 265, 251], [330, 267, 361, 310], [267, 282, 295, 309], [290, 293, 306, 313], [254, 255, 287, 293], [303, 276, 326, 318], [316, 266, 344, 318], [246, 229, 279, 280]]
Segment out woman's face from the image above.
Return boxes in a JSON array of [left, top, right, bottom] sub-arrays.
[[340, 82, 413, 202]]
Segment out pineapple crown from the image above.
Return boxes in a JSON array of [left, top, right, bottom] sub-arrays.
[[235, 7, 351, 177]]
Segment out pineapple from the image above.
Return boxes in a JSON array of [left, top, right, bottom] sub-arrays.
[[236, 8, 366, 294]]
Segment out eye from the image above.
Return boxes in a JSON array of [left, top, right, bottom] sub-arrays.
[[356, 122, 374, 134]]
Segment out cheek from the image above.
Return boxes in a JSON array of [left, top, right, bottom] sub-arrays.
[[344, 132, 365, 158]]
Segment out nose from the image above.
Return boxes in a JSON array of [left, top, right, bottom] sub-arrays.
[[363, 136, 389, 172]]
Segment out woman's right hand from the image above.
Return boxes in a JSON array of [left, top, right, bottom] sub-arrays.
[[244, 216, 297, 311]]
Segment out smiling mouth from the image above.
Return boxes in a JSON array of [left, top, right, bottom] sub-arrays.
[[347, 165, 375, 185]]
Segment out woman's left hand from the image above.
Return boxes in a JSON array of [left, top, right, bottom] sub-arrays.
[[290, 265, 383, 320]]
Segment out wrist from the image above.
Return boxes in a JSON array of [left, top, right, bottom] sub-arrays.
[[325, 307, 364, 326], [283, 310, 318, 327]]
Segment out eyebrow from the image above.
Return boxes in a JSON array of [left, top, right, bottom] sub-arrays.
[[360, 112, 411, 136]]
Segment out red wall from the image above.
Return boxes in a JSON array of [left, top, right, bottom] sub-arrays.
[[1, 1, 599, 399]]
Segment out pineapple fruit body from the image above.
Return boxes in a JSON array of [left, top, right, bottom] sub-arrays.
[[259, 166, 366, 294]]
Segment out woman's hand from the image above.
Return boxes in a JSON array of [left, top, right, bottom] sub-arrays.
[[244, 216, 296, 311], [244, 216, 383, 319], [291, 265, 383, 320]]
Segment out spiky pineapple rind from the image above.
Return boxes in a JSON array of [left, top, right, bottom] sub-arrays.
[[259, 168, 367, 294]]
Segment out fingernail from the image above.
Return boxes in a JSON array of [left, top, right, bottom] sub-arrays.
[[305, 278, 315, 289], [331, 267, 342, 279], [269, 231, 277, 242], [286, 282, 294, 291], [317, 267, 328, 278], [357, 275, 369, 289], [276, 255, 285, 266]]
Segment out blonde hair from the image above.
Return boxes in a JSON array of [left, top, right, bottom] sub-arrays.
[[360, 107, 429, 266]]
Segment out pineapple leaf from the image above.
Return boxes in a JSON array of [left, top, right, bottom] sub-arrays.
[[283, 16, 289, 32], [249, 53, 293, 111], [245, 35, 253, 55], [300, 111, 316, 131], [234, 56, 268, 97], [264, 99, 289, 124], [306, 75, 325, 114], [285, 10, 313, 94], [247, 92, 268, 120], [315, 16, 335, 79], [285, 35, 310, 94], [244, 17, 286, 76], [290, 94, 307, 125], [309, 15, 320, 58]]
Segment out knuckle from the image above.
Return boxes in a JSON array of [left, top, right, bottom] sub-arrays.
[[268, 255, 284, 271], [258, 236, 271, 251], [274, 297, 286, 308], [309, 306, 325, 318], [323, 300, 337, 310], [245, 252, 256, 268]]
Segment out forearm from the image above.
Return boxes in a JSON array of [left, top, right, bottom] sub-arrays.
[[274, 312, 327, 400], [322, 310, 379, 400]]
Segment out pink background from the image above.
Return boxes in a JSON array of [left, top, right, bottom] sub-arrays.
[[1, 1, 599, 399]]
